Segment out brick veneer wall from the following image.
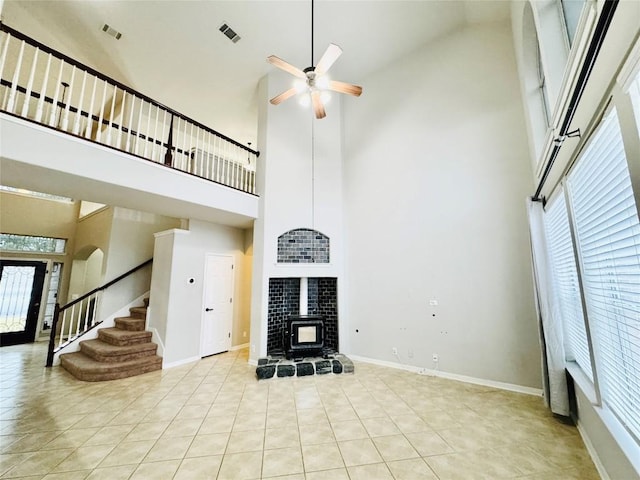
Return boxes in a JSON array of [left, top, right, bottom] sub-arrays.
[[267, 278, 300, 354], [277, 229, 330, 263], [308, 278, 338, 351], [267, 277, 338, 355]]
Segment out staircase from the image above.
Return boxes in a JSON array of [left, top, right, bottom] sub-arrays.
[[59, 300, 162, 381]]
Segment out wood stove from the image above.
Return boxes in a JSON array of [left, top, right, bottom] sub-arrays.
[[283, 315, 325, 359]]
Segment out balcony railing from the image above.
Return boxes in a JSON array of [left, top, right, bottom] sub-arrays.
[[0, 23, 259, 194]]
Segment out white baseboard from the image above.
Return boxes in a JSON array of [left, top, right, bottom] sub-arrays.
[[230, 342, 249, 352], [577, 421, 611, 480], [162, 356, 200, 369], [348, 354, 543, 397]]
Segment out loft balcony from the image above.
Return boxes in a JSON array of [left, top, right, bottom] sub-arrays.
[[0, 23, 259, 227]]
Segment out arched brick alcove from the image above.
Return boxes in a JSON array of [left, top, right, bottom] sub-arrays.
[[277, 228, 329, 263]]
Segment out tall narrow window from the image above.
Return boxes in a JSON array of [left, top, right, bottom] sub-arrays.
[[545, 192, 592, 380], [567, 109, 640, 441], [628, 69, 640, 137], [536, 37, 551, 126], [560, 0, 585, 47]]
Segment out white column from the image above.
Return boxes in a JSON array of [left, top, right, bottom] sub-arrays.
[[299, 277, 308, 315]]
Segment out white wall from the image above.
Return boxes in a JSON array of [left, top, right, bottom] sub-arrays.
[[251, 73, 345, 360], [342, 22, 541, 389], [150, 220, 251, 367]]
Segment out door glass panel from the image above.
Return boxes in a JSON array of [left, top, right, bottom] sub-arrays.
[[0, 266, 36, 333], [42, 262, 62, 333]]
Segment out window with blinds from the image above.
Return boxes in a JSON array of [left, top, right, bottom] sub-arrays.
[[544, 192, 593, 380], [567, 108, 640, 441]]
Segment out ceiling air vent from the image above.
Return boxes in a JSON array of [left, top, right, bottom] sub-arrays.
[[219, 23, 241, 43], [102, 24, 122, 40]]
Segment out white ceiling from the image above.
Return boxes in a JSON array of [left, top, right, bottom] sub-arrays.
[[2, 0, 511, 148]]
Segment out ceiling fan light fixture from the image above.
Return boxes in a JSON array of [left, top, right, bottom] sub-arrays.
[[266, 0, 362, 118], [298, 94, 312, 108], [294, 79, 308, 94]]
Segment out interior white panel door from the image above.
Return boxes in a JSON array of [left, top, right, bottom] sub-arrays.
[[200, 254, 234, 357]]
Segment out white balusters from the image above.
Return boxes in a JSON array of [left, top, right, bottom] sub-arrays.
[[61, 66, 75, 131], [106, 85, 117, 145], [233, 145, 239, 188], [135, 97, 144, 155], [125, 94, 136, 152], [0, 33, 11, 95], [48, 60, 64, 126], [57, 310, 67, 349], [20, 47, 38, 117], [117, 92, 126, 149], [174, 116, 182, 168], [195, 127, 203, 176], [73, 70, 87, 135], [159, 108, 167, 163], [215, 137, 221, 182], [151, 104, 160, 161], [205, 131, 213, 179], [35, 53, 52, 123], [6, 40, 25, 113], [85, 76, 98, 139], [188, 121, 195, 173], [143, 104, 152, 157], [181, 117, 189, 170], [96, 79, 107, 142]]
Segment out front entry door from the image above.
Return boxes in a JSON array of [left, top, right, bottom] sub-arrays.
[[0, 260, 46, 346], [201, 254, 234, 357]]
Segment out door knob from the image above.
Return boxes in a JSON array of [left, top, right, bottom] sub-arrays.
[[205, 307, 214, 312]]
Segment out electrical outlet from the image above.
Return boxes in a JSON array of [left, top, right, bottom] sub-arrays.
[[243, 331, 247, 338], [251, 344, 256, 353], [408, 349, 414, 358], [392, 347, 398, 356], [432, 353, 439, 362]]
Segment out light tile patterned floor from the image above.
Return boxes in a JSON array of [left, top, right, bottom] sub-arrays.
[[0, 343, 599, 479]]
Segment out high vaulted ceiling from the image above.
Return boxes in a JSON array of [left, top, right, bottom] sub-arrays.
[[2, 0, 510, 147]]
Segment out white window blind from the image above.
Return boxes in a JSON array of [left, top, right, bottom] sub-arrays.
[[545, 193, 593, 380], [567, 109, 640, 441]]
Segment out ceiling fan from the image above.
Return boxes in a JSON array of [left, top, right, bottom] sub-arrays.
[[267, 0, 362, 119]]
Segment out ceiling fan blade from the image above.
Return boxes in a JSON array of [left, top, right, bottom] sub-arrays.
[[328, 80, 363, 97], [315, 43, 342, 76], [267, 55, 306, 79], [311, 91, 326, 119], [270, 87, 297, 105]]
